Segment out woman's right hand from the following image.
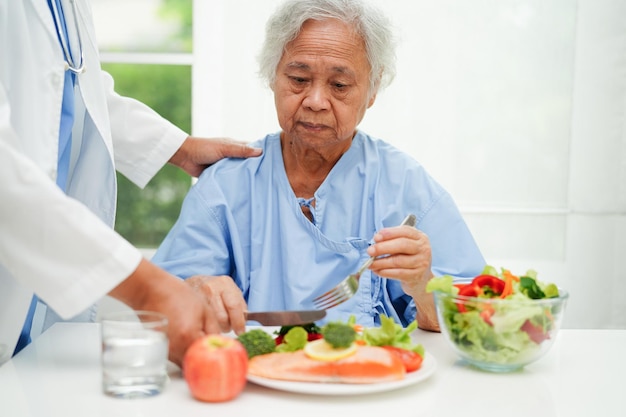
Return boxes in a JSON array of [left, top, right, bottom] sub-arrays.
[[185, 274, 248, 336]]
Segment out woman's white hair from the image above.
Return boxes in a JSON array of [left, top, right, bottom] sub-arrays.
[[258, 0, 397, 96]]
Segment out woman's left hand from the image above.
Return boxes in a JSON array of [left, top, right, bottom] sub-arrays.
[[366, 223, 439, 331], [366, 223, 432, 289]]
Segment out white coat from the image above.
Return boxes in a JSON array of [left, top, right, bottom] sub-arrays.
[[0, 0, 188, 364]]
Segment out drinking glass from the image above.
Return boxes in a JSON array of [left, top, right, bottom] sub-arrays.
[[100, 310, 169, 398]]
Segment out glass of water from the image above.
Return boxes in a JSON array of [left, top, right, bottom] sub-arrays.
[[100, 310, 169, 398]]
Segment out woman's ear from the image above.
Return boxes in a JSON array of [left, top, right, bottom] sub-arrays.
[[368, 74, 382, 108], [367, 93, 378, 108]]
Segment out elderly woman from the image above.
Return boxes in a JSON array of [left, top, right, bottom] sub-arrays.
[[153, 0, 485, 333]]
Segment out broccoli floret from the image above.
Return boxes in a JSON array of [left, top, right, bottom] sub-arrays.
[[237, 329, 276, 358], [276, 326, 308, 352], [321, 321, 357, 348]]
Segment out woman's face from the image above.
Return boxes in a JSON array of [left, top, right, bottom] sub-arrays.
[[273, 19, 376, 150]]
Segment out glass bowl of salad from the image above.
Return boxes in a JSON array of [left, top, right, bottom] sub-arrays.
[[426, 266, 569, 372]]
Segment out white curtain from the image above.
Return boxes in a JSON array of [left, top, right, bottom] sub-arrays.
[[193, 0, 626, 329]]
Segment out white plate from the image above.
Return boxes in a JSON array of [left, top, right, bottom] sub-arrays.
[[247, 351, 437, 396]]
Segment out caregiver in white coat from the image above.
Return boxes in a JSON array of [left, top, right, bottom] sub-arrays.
[[0, 0, 260, 366]]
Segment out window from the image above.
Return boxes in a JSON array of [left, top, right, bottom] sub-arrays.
[[92, 0, 193, 247]]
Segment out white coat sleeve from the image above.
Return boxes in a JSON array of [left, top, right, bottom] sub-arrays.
[[102, 71, 189, 189], [0, 88, 142, 319]]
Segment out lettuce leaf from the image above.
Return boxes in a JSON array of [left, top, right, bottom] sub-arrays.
[[363, 316, 424, 356], [425, 275, 457, 295], [443, 307, 540, 364]]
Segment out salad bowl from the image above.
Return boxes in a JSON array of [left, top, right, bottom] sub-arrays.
[[428, 267, 569, 372]]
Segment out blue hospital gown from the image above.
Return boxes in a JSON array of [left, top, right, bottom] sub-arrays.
[[153, 131, 485, 327]]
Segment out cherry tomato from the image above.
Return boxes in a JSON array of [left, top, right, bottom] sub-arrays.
[[382, 346, 423, 372], [521, 320, 550, 344]]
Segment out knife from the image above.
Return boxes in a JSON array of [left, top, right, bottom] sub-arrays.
[[244, 309, 326, 326]]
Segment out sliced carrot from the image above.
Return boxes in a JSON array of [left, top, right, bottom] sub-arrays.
[[499, 269, 518, 298], [352, 324, 364, 333]]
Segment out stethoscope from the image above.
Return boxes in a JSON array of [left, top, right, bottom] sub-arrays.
[[49, 0, 85, 74]]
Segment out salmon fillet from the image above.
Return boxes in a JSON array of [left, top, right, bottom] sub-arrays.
[[248, 346, 406, 384]]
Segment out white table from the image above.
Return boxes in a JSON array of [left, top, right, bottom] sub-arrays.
[[0, 323, 622, 417]]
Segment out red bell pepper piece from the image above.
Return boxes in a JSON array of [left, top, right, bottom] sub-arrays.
[[456, 274, 504, 313], [458, 275, 505, 297]]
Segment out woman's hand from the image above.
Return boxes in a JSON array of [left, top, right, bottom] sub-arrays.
[[185, 275, 248, 335], [366, 223, 431, 285], [366, 223, 440, 331]]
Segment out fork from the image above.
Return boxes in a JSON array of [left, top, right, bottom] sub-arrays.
[[312, 214, 417, 310]]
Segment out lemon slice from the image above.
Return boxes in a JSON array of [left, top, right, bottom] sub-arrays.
[[303, 339, 358, 361]]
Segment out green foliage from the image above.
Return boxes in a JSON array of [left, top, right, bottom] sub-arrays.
[[104, 63, 191, 133], [158, 0, 193, 52], [103, 63, 192, 247], [101, 0, 194, 248]]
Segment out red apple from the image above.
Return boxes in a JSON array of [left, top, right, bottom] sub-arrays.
[[183, 335, 248, 402]]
